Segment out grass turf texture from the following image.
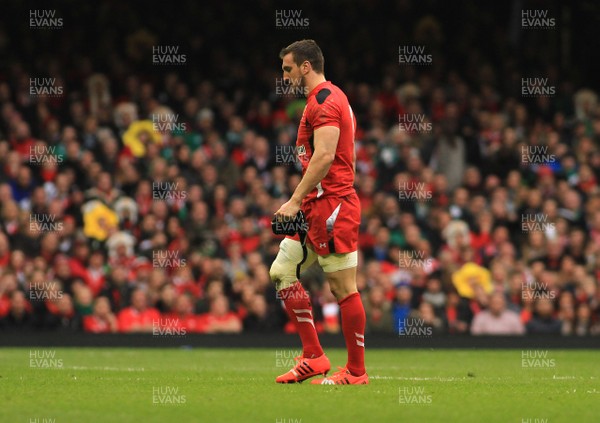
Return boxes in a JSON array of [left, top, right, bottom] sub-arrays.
[[1, 348, 599, 422]]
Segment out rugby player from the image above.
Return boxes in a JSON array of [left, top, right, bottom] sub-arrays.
[[271, 39, 368, 385]]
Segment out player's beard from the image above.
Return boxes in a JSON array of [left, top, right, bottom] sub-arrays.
[[299, 75, 308, 96]]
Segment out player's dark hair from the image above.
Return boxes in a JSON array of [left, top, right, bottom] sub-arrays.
[[279, 39, 324, 74]]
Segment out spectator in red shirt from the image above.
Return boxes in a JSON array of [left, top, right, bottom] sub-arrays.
[[0, 232, 10, 268], [85, 250, 107, 296], [171, 266, 201, 298], [199, 294, 241, 334], [9, 121, 36, 160], [117, 288, 160, 332], [0, 272, 19, 317], [164, 294, 205, 333], [83, 296, 117, 333], [238, 217, 261, 254], [0, 291, 34, 331]]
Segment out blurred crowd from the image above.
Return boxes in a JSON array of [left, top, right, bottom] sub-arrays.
[[1, 1, 599, 336]]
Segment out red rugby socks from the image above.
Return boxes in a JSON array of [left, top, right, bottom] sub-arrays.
[[339, 292, 366, 376], [280, 282, 324, 358]]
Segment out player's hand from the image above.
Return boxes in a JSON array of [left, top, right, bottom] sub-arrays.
[[274, 198, 301, 221]]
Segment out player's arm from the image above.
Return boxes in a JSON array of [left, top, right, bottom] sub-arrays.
[[274, 125, 340, 219], [290, 125, 340, 204]]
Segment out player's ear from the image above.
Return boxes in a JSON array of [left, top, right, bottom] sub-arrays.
[[301, 61, 311, 75]]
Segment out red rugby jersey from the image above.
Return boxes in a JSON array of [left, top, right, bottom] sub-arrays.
[[297, 81, 357, 202]]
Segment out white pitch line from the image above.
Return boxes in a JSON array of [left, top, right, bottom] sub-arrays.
[[66, 366, 145, 372], [370, 375, 466, 382], [371, 375, 594, 384]]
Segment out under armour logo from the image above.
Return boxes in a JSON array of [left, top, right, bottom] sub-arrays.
[[319, 243, 327, 248]]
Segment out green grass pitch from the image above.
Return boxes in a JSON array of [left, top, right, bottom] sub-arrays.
[[1, 348, 599, 422]]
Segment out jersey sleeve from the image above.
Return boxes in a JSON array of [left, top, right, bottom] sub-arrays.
[[309, 88, 342, 130]]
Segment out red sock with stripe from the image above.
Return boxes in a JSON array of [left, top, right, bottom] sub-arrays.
[[280, 282, 324, 358], [339, 292, 366, 376]]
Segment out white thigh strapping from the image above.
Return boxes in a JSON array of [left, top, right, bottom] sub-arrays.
[[318, 251, 358, 273], [269, 238, 318, 291]]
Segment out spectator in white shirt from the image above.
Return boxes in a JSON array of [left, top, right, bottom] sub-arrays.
[[471, 293, 525, 335]]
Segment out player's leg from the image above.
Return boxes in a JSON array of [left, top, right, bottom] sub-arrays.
[[270, 237, 321, 357], [269, 237, 330, 383], [310, 253, 368, 385], [308, 193, 367, 384]]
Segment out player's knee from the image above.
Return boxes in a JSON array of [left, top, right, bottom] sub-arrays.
[[269, 258, 297, 291], [269, 260, 283, 283], [327, 279, 349, 301], [329, 286, 337, 298]]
